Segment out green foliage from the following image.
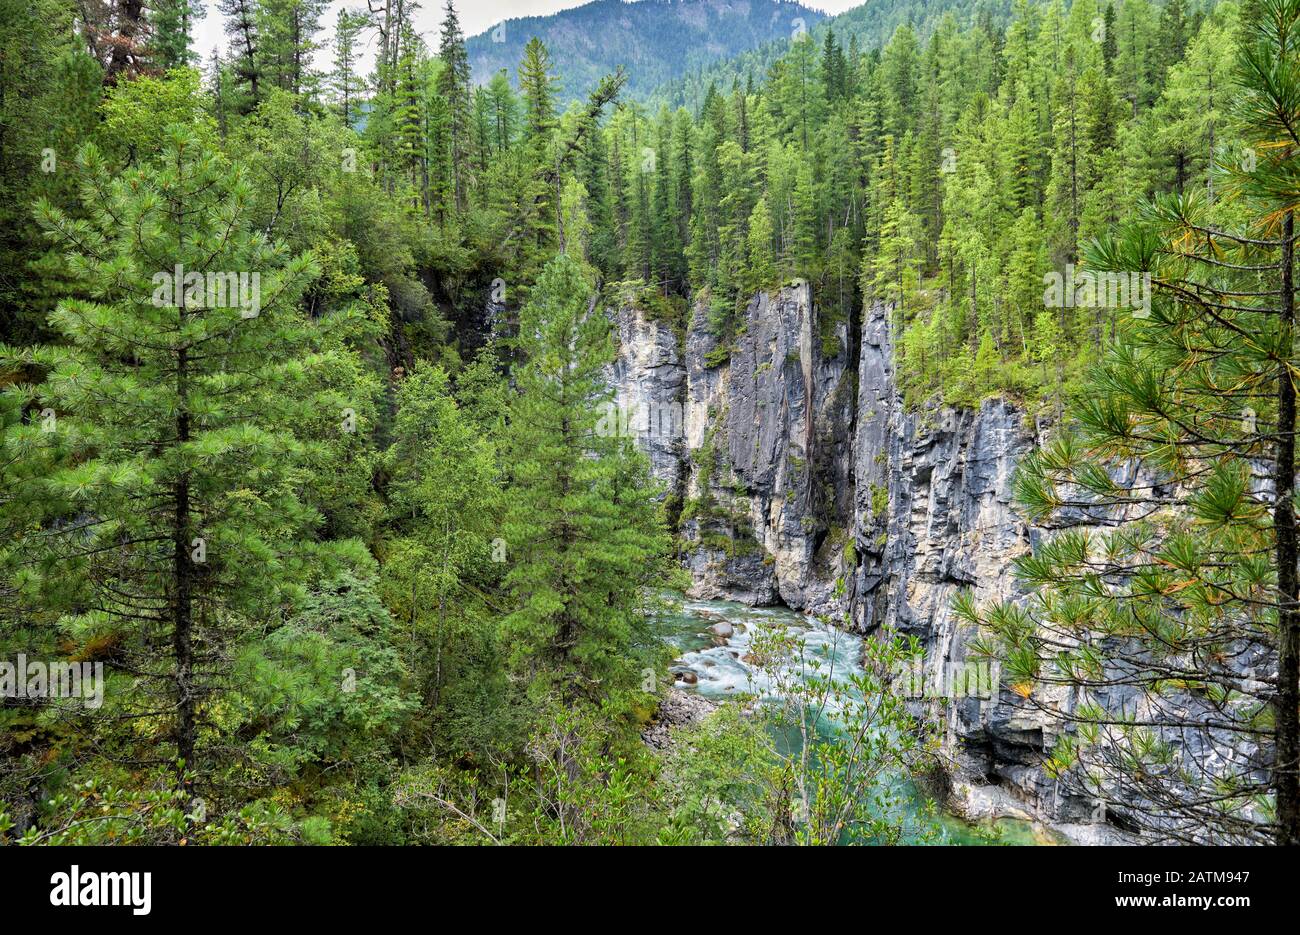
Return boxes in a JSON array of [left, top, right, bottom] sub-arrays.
[[0, 0, 1275, 848], [2, 773, 316, 845], [235, 566, 416, 775], [19, 125, 330, 780], [660, 702, 773, 843], [665, 625, 940, 845], [379, 361, 518, 761], [391, 702, 669, 845]]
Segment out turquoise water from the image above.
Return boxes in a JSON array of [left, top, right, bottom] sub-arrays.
[[651, 594, 1058, 846]]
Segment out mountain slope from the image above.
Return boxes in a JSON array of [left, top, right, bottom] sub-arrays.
[[651, 0, 1013, 110], [466, 0, 826, 102]]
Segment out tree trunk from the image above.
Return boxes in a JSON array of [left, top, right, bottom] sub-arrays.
[[1276, 209, 1299, 845], [173, 346, 196, 773], [1274, 211, 1294, 847]]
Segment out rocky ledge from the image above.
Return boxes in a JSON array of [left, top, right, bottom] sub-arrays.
[[641, 687, 718, 752]]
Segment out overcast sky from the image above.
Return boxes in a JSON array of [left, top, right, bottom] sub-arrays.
[[192, 0, 863, 75]]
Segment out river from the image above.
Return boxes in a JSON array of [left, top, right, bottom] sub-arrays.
[[652, 594, 1062, 845]]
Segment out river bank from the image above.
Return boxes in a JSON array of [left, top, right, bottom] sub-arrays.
[[645, 594, 1069, 845]]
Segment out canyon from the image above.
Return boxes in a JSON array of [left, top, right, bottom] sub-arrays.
[[608, 281, 1128, 843]]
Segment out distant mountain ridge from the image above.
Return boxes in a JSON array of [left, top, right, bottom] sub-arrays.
[[466, 0, 827, 103]]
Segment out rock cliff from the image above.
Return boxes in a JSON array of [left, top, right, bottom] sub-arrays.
[[606, 285, 852, 607], [847, 301, 1126, 837]]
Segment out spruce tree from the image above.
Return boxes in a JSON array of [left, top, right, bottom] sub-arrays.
[[499, 254, 670, 711], [151, 0, 205, 69], [486, 69, 518, 155], [329, 8, 369, 127], [218, 0, 262, 109], [256, 0, 328, 99], [437, 0, 472, 212]]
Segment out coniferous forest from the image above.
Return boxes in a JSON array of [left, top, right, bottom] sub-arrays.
[[0, 0, 1298, 867]]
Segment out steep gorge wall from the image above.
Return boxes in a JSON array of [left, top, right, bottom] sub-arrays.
[[608, 285, 1113, 836], [611, 284, 855, 610], [848, 302, 1121, 837]]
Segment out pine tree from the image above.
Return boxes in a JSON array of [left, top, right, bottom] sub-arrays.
[[382, 362, 500, 721], [649, 108, 683, 290], [746, 194, 776, 293], [519, 37, 557, 144], [209, 48, 232, 137], [218, 0, 262, 109], [256, 0, 328, 100], [1156, 16, 1236, 201], [671, 108, 694, 262], [1114, 0, 1158, 115], [1158, 0, 1191, 72], [329, 7, 369, 127], [624, 107, 652, 280], [387, 21, 429, 212], [25, 127, 326, 780], [580, 112, 617, 276], [1101, 2, 1118, 74], [486, 69, 518, 155], [515, 37, 561, 272], [880, 24, 920, 140], [1047, 44, 1086, 265], [1235, 0, 1300, 846], [437, 0, 471, 212], [966, 0, 1300, 844], [821, 27, 846, 103], [791, 158, 819, 277]]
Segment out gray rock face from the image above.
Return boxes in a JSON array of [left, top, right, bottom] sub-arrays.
[[609, 305, 687, 492], [846, 304, 1270, 840], [607, 285, 856, 613], [847, 301, 1084, 826], [679, 284, 855, 614]]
